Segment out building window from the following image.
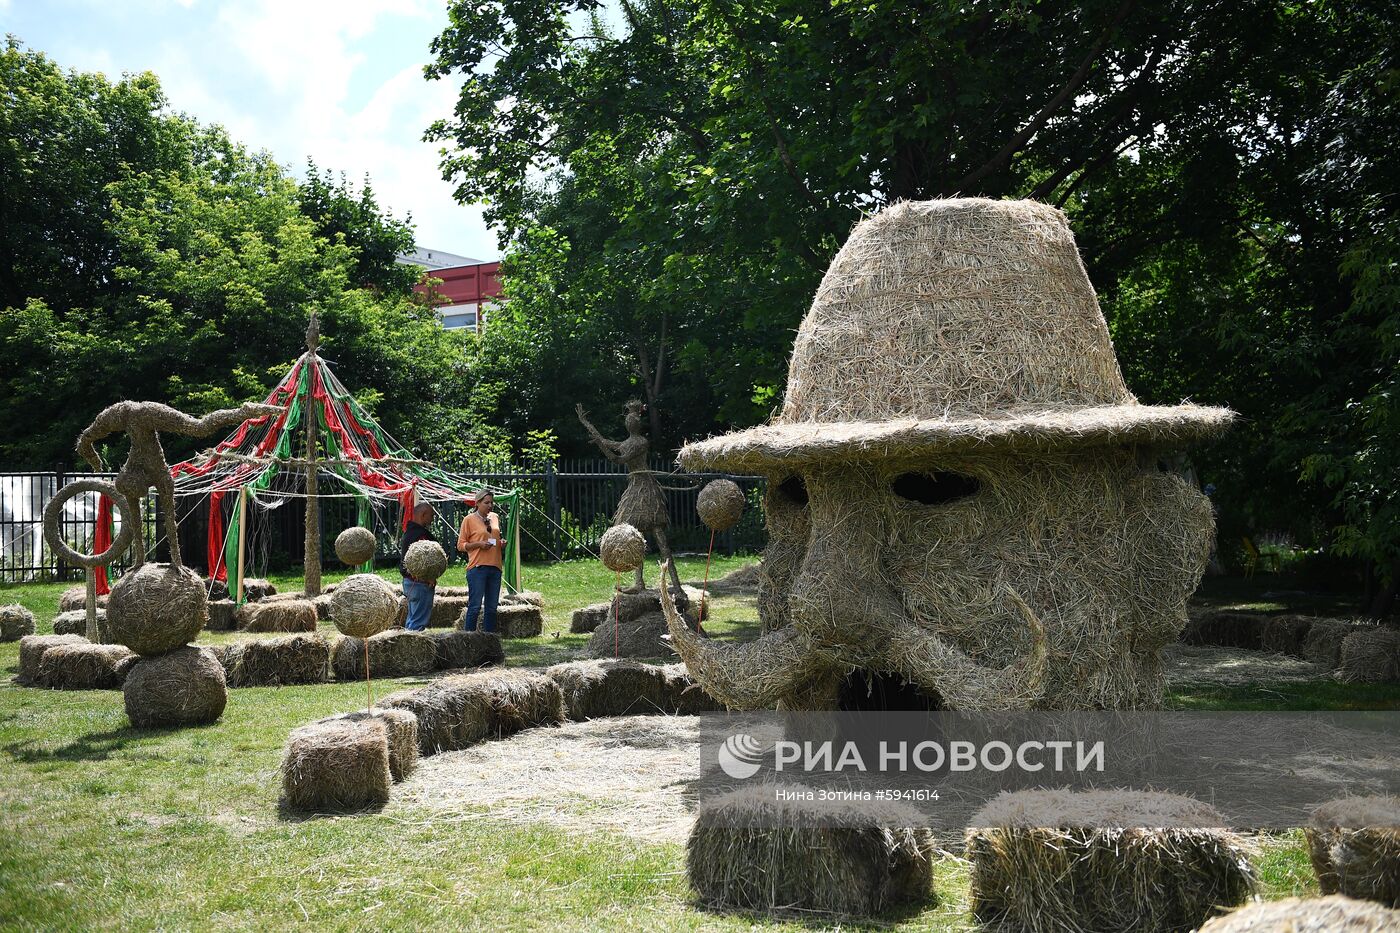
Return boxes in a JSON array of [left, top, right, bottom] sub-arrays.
[[439, 307, 478, 330]]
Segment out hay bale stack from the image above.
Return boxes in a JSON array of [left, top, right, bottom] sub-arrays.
[[1306, 796, 1400, 907], [688, 785, 935, 919], [1259, 614, 1315, 657], [1181, 610, 1267, 650], [1198, 895, 1400, 932], [1, 604, 36, 641], [16, 634, 86, 684], [503, 590, 544, 607], [428, 594, 470, 629], [323, 709, 419, 782], [332, 630, 436, 681], [205, 599, 238, 631], [697, 479, 746, 532], [1303, 619, 1368, 668], [58, 586, 107, 613], [106, 562, 208, 655], [381, 670, 564, 755], [586, 610, 674, 659], [600, 523, 646, 572], [546, 660, 668, 719], [404, 540, 449, 583], [280, 717, 391, 813], [495, 603, 543, 639], [52, 609, 106, 638], [236, 598, 318, 634], [966, 789, 1254, 933], [224, 634, 330, 687], [571, 587, 704, 634], [661, 663, 725, 714], [123, 646, 228, 728], [334, 526, 377, 566], [36, 643, 136, 690], [430, 630, 504, 671], [328, 573, 399, 638], [1337, 629, 1400, 684], [241, 579, 277, 601]]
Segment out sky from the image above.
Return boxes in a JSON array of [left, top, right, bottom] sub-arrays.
[[1, 0, 500, 260]]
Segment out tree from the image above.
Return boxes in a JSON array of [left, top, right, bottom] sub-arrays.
[[297, 162, 420, 295]]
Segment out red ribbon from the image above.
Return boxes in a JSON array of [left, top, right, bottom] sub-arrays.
[[207, 490, 227, 582], [94, 494, 113, 595]]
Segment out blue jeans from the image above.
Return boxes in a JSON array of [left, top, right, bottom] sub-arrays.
[[464, 565, 502, 632], [402, 578, 433, 631]]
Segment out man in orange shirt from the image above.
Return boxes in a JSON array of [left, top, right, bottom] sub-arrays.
[[457, 491, 504, 632]]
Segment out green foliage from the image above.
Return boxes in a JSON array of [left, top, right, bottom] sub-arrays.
[[428, 1, 1400, 600], [0, 38, 470, 469]]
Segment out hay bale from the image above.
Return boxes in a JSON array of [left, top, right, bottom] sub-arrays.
[[430, 630, 504, 671], [704, 562, 762, 596], [381, 670, 564, 755], [236, 598, 318, 634], [123, 646, 228, 728], [312, 593, 333, 622], [36, 643, 136, 690], [52, 609, 106, 637], [323, 709, 419, 782], [1259, 614, 1315, 657], [546, 659, 668, 719], [600, 523, 646, 573], [280, 717, 390, 813], [16, 634, 86, 685], [429, 594, 470, 629], [697, 479, 746, 532], [205, 599, 238, 631], [106, 562, 208, 655], [503, 589, 544, 607], [586, 610, 674, 659], [1198, 895, 1400, 932], [332, 630, 436, 681], [404, 540, 448, 583], [58, 586, 107, 613], [334, 526, 377, 566], [495, 603, 543, 638], [1, 604, 35, 641], [1305, 796, 1400, 907], [224, 634, 330, 687], [1337, 629, 1400, 684], [688, 785, 935, 918], [1303, 619, 1367, 668], [241, 578, 277, 601], [1182, 610, 1267, 650], [570, 587, 703, 634], [966, 789, 1254, 933], [661, 663, 725, 713], [328, 573, 399, 638]]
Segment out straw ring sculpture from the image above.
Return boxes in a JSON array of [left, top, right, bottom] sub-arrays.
[[696, 479, 746, 532], [106, 562, 208, 656], [664, 198, 1234, 712], [403, 539, 449, 583], [41, 478, 137, 569], [599, 524, 647, 574], [328, 573, 400, 638], [334, 526, 377, 566]]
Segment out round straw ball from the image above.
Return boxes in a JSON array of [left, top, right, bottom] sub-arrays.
[[329, 573, 400, 638], [697, 479, 746, 532], [335, 526, 377, 566], [106, 562, 208, 656], [404, 540, 449, 583], [1, 604, 36, 641], [123, 646, 228, 728], [600, 524, 646, 573]]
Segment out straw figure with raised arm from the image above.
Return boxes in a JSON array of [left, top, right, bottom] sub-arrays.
[[576, 400, 684, 596], [76, 400, 281, 569]]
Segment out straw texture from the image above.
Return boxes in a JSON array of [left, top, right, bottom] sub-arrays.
[[1306, 796, 1400, 907], [223, 634, 330, 687], [328, 573, 399, 638], [123, 646, 228, 728], [281, 718, 391, 813], [1, 604, 36, 641], [600, 524, 646, 573], [16, 634, 86, 685], [696, 480, 745, 532], [106, 562, 208, 656], [404, 540, 449, 583], [334, 526, 376, 566], [36, 643, 135, 690], [1198, 895, 1400, 932]]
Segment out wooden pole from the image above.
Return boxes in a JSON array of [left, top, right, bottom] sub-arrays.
[[236, 485, 248, 604], [84, 568, 98, 642], [512, 499, 522, 594]]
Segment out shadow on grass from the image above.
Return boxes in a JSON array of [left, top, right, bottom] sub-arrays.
[[689, 890, 942, 929], [3, 722, 218, 763], [275, 796, 386, 822]]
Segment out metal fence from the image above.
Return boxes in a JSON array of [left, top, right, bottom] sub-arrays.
[[0, 460, 766, 583]]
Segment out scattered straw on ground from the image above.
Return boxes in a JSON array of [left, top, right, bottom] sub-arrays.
[[1163, 644, 1328, 686]]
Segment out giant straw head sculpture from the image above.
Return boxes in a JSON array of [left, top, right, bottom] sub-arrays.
[[664, 199, 1233, 711]]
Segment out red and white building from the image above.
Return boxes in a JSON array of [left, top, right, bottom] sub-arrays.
[[399, 247, 503, 332]]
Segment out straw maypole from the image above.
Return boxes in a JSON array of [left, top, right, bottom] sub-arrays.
[[303, 313, 323, 596]]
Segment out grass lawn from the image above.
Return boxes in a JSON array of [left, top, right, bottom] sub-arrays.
[[0, 557, 1379, 930]]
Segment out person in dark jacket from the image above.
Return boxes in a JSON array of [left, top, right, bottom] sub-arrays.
[[399, 503, 436, 631]]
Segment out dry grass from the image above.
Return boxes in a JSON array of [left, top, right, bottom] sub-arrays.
[[546, 659, 669, 720], [333, 526, 376, 566], [404, 540, 448, 583], [599, 524, 646, 573], [1198, 895, 1400, 931], [428, 630, 503, 671], [1337, 630, 1400, 684]]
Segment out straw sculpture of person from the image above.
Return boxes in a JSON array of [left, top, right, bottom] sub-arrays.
[[76, 400, 281, 569], [576, 399, 684, 596], [661, 198, 1234, 712]]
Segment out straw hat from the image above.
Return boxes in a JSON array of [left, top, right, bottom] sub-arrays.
[[681, 198, 1233, 471]]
